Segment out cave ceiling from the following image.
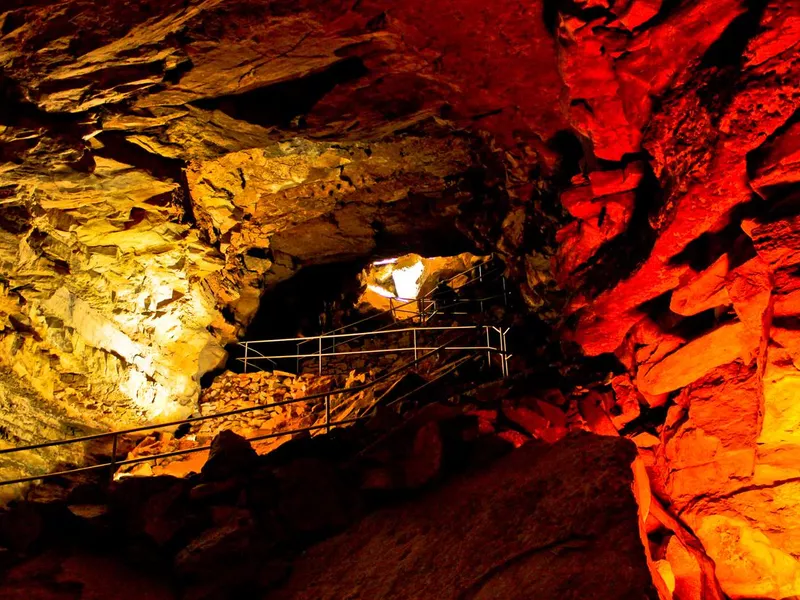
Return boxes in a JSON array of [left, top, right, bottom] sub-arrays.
[[1, 0, 800, 595]]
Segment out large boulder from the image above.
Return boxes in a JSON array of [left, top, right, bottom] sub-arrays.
[[267, 433, 656, 600]]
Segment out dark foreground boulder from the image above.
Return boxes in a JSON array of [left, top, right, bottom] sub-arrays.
[[267, 433, 656, 600]]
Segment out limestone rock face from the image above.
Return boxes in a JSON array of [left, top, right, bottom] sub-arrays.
[[186, 135, 480, 324], [543, 0, 800, 596], [0, 0, 516, 483]]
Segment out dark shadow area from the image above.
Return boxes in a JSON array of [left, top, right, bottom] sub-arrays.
[[574, 160, 661, 299], [695, 0, 769, 118], [247, 260, 367, 341], [193, 57, 368, 130], [92, 132, 185, 181], [698, 0, 768, 71], [746, 107, 800, 183], [668, 198, 762, 271]]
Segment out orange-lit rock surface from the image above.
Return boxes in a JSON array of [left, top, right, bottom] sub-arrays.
[[1, 0, 800, 596]]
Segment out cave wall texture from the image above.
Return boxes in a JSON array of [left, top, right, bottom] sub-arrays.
[[0, 0, 799, 596]]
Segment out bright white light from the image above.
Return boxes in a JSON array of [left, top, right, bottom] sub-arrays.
[[392, 261, 425, 299], [367, 284, 396, 298], [372, 258, 398, 266]]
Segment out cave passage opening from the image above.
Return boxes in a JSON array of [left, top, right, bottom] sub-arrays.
[[221, 249, 503, 378]]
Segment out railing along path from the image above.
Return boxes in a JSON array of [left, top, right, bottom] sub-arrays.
[[241, 258, 510, 376], [0, 330, 504, 487], [0, 259, 512, 488]]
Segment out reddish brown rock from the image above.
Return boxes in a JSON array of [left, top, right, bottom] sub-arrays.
[[572, 0, 799, 355], [664, 535, 704, 600], [502, 402, 550, 439], [554, 186, 637, 284], [752, 120, 800, 193], [773, 273, 800, 317], [725, 256, 774, 364], [610, 374, 643, 430], [578, 391, 620, 437], [750, 214, 800, 272], [637, 322, 752, 396], [201, 430, 259, 481], [669, 255, 730, 316], [267, 434, 657, 600]]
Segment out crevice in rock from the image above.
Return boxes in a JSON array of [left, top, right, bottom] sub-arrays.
[[193, 57, 369, 131], [695, 0, 769, 119], [572, 161, 661, 299], [92, 131, 185, 181], [667, 198, 762, 270], [458, 535, 596, 600], [697, 0, 768, 71], [243, 259, 367, 342], [746, 107, 800, 181]]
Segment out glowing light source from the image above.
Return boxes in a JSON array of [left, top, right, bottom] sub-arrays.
[[392, 260, 425, 299]]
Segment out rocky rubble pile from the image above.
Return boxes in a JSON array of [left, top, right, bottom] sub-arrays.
[[118, 370, 376, 479]]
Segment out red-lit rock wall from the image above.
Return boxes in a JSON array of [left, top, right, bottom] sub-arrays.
[[542, 1, 800, 597]]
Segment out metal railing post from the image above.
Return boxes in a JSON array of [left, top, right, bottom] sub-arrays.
[[478, 264, 485, 313], [506, 329, 510, 377], [109, 432, 118, 483], [325, 394, 331, 434], [502, 275, 508, 306], [485, 326, 491, 369], [499, 327, 510, 377], [413, 328, 418, 361], [296, 341, 300, 374], [318, 336, 323, 376], [243, 342, 249, 373]]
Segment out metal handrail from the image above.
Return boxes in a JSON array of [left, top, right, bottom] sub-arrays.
[[240, 263, 507, 375], [309, 284, 506, 357], [0, 328, 501, 487], [239, 323, 509, 379], [244, 325, 480, 345]]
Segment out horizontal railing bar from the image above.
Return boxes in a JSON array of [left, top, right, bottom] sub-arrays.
[[243, 345, 278, 366], [295, 285, 506, 346], [0, 463, 112, 487], [290, 287, 507, 350], [244, 325, 480, 345], [0, 416, 367, 487], [299, 261, 504, 340], [385, 354, 479, 409], [297, 294, 503, 350], [237, 345, 500, 361]]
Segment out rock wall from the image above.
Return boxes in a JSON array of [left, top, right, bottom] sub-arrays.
[[537, 1, 800, 597], [0, 0, 506, 473], [268, 433, 655, 600]]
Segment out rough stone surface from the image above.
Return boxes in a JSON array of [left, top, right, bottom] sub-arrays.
[[267, 434, 655, 600]]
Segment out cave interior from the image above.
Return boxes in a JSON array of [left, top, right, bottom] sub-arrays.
[[0, 0, 799, 598]]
